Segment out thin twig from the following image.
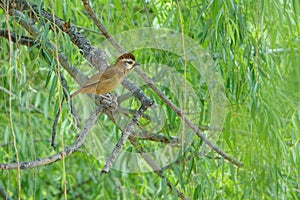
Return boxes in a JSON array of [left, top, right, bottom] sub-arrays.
[[59, 71, 81, 128], [0, 186, 13, 200], [0, 86, 15, 97], [51, 71, 82, 148], [51, 102, 61, 148], [101, 101, 153, 173], [4, 2, 22, 197], [131, 133, 179, 145], [81, 0, 125, 53], [176, 0, 187, 158], [128, 137, 189, 200]]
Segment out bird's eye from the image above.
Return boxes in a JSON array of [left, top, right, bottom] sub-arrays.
[[127, 61, 133, 65]]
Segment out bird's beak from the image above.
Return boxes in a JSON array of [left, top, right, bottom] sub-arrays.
[[134, 62, 140, 67]]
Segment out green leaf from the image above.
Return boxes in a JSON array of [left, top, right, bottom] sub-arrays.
[[48, 74, 58, 106]]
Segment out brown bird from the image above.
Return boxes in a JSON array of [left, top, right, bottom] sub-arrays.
[[70, 53, 138, 99]]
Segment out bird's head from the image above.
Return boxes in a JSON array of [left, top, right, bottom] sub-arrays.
[[117, 53, 139, 70]]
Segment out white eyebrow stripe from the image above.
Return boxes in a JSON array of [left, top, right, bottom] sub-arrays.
[[121, 59, 134, 62]]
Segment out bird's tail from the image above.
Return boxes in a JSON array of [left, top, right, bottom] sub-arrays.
[[70, 88, 84, 99]]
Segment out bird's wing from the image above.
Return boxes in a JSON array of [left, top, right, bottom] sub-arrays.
[[82, 73, 102, 88], [82, 67, 124, 90], [101, 67, 122, 80], [82, 68, 116, 88]]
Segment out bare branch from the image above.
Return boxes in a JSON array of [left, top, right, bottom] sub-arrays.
[[51, 71, 81, 149], [128, 137, 189, 200], [132, 134, 179, 145], [101, 101, 154, 173], [81, 0, 125, 53], [0, 29, 36, 47]]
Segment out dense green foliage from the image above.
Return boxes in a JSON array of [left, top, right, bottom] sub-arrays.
[[0, 0, 299, 199]]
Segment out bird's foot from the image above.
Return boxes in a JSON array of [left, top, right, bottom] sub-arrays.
[[97, 93, 118, 111]]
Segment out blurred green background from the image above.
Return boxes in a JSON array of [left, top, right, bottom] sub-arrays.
[[0, 0, 299, 199]]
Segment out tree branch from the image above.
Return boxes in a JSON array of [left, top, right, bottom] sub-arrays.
[[128, 137, 189, 200], [0, 29, 36, 47], [101, 101, 154, 173], [0, 106, 103, 170], [82, 0, 125, 53]]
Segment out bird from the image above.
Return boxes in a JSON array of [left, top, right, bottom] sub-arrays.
[[70, 53, 138, 99]]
